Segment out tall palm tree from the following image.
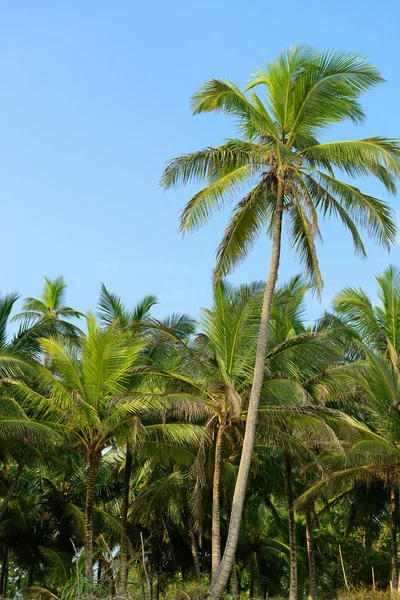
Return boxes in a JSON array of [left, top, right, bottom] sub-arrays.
[[7, 316, 150, 581], [161, 46, 400, 596]]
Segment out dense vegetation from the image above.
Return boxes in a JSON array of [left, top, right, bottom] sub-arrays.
[[2, 46, 400, 600]]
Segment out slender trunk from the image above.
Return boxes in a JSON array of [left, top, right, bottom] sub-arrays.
[[141, 532, 152, 600], [118, 442, 133, 596], [85, 450, 100, 581], [224, 488, 239, 600], [231, 560, 239, 600], [285, 455, 297, 600], [209, 188, 284, 598], [211, 423, 225, 583], [188, 503, 201, 584], [0, 457, 27, 521], [306, 511, 316, 600], [391, 487, 399, 591], [0, 548, 8, 597], [224, 493, 240, 600]]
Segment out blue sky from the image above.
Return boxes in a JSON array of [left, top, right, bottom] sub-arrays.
[[1, 0, 400, 326]]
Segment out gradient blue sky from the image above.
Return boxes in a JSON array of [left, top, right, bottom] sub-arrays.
[[1, 0, 400, 325]]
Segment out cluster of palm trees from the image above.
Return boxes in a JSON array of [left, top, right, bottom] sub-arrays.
[[3, 270, 400, 600], [2, 44, 400, 599]]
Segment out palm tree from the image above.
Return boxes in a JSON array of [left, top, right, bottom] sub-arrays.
[[296, 340, 400, 593], [97, 283, 158, 595], [12, 276, 83, 345], [97, 284, 208, 594], [8, 316, 151, 581], [0, 292, 64, 523], [143, 279, 264, 583], [333, 265, 400, 367], [333, 265, 400, 591], [252, 275, 381, 600], [161, 46, 400, 597], [198, 280, 263, 583]]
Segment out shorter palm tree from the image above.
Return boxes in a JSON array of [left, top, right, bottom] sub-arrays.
[[8, 316, 151, 580], [12, 276, 83, 344]]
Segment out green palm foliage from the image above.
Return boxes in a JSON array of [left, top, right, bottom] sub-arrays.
[[334, 265, 400, 364], [162, 46, 400, 286], [7, 316, 150, 581], [13, 276, 83, 342], [162, 46, 400, 597]]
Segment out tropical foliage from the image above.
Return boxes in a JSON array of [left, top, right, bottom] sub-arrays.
[[2, 46, 400, 600]]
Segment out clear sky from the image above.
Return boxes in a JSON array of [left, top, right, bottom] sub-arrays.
[[1, 0, 400, 326]]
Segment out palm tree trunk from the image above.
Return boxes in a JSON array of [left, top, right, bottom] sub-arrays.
[[85, 450, 100, 581], [0, 548, 8, 597], [118, 442, 133, 596], [119, 443, 133, 591], [224, 488, 239, 600], [391, 487, 399, 591], [305, 510, 316, 600], [0, 457, 27, 521], [188, 504, 201, 584], [285, 455, 297, 600], [231, 561, 239, 600], [209, 189, 284, 598], [211, 422, 225, 583]]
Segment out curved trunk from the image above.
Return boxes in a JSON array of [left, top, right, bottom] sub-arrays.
[[0, 456, 27, 521], [211, 423, 225, 583], [118, 442, 133, 596], [224, 491, 239, 600], [85, 451, 100, 581], [285, 455, 297, 600], [209, 189, 284, 598], [391, 487, 399, 592], [305, 510, 316, 600]]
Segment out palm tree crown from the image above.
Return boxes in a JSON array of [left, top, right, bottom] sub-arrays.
[[162, 46, 400, 289]]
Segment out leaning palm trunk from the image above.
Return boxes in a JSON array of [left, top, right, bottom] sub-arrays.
[[209, 192, 284, 598], [85, 451, 100, 581], [211, 422, 225, 582], [305, 510, 316, 600], [224, 491, 239, 600], [391, 487, 399, 593], [118, 442, 133, 596], [285, 455, 297, 600], [0, 457, 27, 521]]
